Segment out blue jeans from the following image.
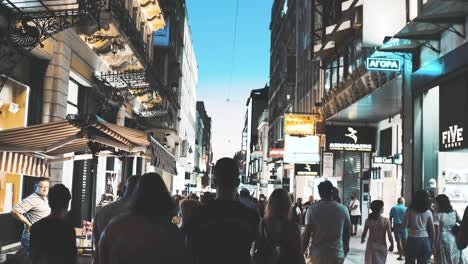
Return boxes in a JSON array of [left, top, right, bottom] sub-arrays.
[[405, 237, 432, 264]]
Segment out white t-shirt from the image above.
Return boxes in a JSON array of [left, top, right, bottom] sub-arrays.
[[305, 201, 351, 258], [349, 199, 361, 216]]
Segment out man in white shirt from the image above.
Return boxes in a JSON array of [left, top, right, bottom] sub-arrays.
[[348, 192, 361, 236], [302, 181, 351, 264]]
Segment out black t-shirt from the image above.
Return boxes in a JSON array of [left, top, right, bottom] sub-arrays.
[[188, 199, 260, 264], [30, 216, 77, 264]]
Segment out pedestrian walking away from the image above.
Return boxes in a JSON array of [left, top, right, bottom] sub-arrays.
[[98, 173, 186, 264], [402, 190, 435, 264], [30, 184, 76, 264], [390, 197, 408, 261], [302, 180, 351, 264], [187, 158, 259, 264], [254, 188, 305, 264], [361, 200, 394, 264], [433, 194, 467, 264]]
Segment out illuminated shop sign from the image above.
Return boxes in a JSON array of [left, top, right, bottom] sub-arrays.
[[366, 58, 401, 72], [295, 163, 320, 176], [441, 125, 464, 150], [439, 77, 468, 151], [373, 156, 394, 164], [269, 148, 284, 157], [326, 126, 376, 152], [284, 114, 316, 136]]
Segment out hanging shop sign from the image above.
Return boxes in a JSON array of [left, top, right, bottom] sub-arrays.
[[325, 125, 376, 152], [284, 135, 320, 163], [284, 114, 316, 136], [439, 77, 468, 151], [366, 57, 402, 72], [295, 163, 320, 176], [373, 156, 394, 164], [269, 148, 284, 157], [0, 76, 29, 130]]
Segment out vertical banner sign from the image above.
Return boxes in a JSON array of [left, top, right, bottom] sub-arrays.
[[322, 152, 334, 177], [439, 77, 468, 151]]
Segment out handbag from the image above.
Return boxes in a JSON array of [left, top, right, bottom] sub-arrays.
[[254, 221, 281, 264]]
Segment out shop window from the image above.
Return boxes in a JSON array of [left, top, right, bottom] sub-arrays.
[[355, 40, 363, 67], [421, 86, 439, 193], [331, 60, 337, 90], [67, 80, 79, 115], [379, 128, 393, 157], [0, 173, 22, 214]]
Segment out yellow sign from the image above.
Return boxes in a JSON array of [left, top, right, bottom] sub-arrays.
[[284, 114, 316, 136]]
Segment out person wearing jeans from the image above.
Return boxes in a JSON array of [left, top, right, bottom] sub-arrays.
[[402, 190, 435, 264]]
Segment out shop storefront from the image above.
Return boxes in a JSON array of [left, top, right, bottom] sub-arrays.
[[324, 125, 376, 218], [413, 53, 468, 215]]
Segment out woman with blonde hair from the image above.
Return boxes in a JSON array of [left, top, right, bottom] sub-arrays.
[[254, 188, 305, 264]]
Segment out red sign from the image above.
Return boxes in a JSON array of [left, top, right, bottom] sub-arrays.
[[269, 148, 284, 157]]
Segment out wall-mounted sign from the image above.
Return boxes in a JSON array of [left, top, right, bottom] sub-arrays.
[[373, 156, 394, 164], [153, 19, 170, 47], [295, 163, 320, 176], [284, 114, 316, 136], [326, 125, 376, 152], [269, 148, 284, 157], [439, 77, 468, 151], [322, 152, 334, 177], [366, 57, 402, 72], [284, 135, 320, 163]]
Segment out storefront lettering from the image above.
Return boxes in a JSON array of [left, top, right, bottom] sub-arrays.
[[366, 58, 401, 72], [442, 125, 464, 148]]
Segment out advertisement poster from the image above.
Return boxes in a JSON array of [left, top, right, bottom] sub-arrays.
[[323, 152, 334, 177], [325, 125, 376, 152]]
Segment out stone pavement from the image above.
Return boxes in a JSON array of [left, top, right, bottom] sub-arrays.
[[344, 232, 404, 264]]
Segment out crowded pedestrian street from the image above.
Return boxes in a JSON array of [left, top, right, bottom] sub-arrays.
[[2, 0, 468, 263]]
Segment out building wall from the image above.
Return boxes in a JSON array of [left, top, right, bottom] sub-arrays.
[[177, 15, 198, 187]]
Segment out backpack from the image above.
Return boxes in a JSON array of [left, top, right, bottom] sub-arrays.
[[254, 221, 281, 264]]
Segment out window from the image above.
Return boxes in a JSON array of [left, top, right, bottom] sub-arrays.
[[67, 80, 79, 115]]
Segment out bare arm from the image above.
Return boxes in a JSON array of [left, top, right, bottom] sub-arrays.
[[386, 219, 394, 251], [361, 219, 369, 243], [427, 213, 436, 251], [302, 224, 312, 254], [11, 210, 32, 231], [401, 210, 410, 229], [343, 212, 351, 255]]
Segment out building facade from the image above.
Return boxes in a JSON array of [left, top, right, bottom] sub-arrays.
[[0, 0, 189, 248], [241, 86, 269, 187]]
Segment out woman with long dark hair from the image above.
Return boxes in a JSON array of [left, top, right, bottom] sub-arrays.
[[434, 194, 467, 264], [361, 200, 394, 264], [254, 188, 305, 264], [402, 190, 436, 264], [98, 173, 185, 264]]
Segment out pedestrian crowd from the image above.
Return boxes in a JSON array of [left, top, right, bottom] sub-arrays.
[[8, 157, 468, 264]]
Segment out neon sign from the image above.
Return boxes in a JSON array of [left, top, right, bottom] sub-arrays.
[[366, 58, 402, 72]]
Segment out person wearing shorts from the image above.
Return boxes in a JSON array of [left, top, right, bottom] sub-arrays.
[[390, 197, 408, 261], [348, 193, 361, 236]]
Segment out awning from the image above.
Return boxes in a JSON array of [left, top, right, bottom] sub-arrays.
[[394, 22, 446, 41], [413, 0, 468, 24], [0, 115, 178, 176], [149, 136, 177, 175], [0, 116, 149, 157], [0, 152, 49, 178]]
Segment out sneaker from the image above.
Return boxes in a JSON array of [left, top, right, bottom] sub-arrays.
[[397, 257, 404, 261]]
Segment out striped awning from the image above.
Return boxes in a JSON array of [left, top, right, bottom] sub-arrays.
[[0, 115, 177, 176], [0, 152, 49, 178]]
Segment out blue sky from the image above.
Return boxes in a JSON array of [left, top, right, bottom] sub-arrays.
[[186, 0, 271, 160]]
